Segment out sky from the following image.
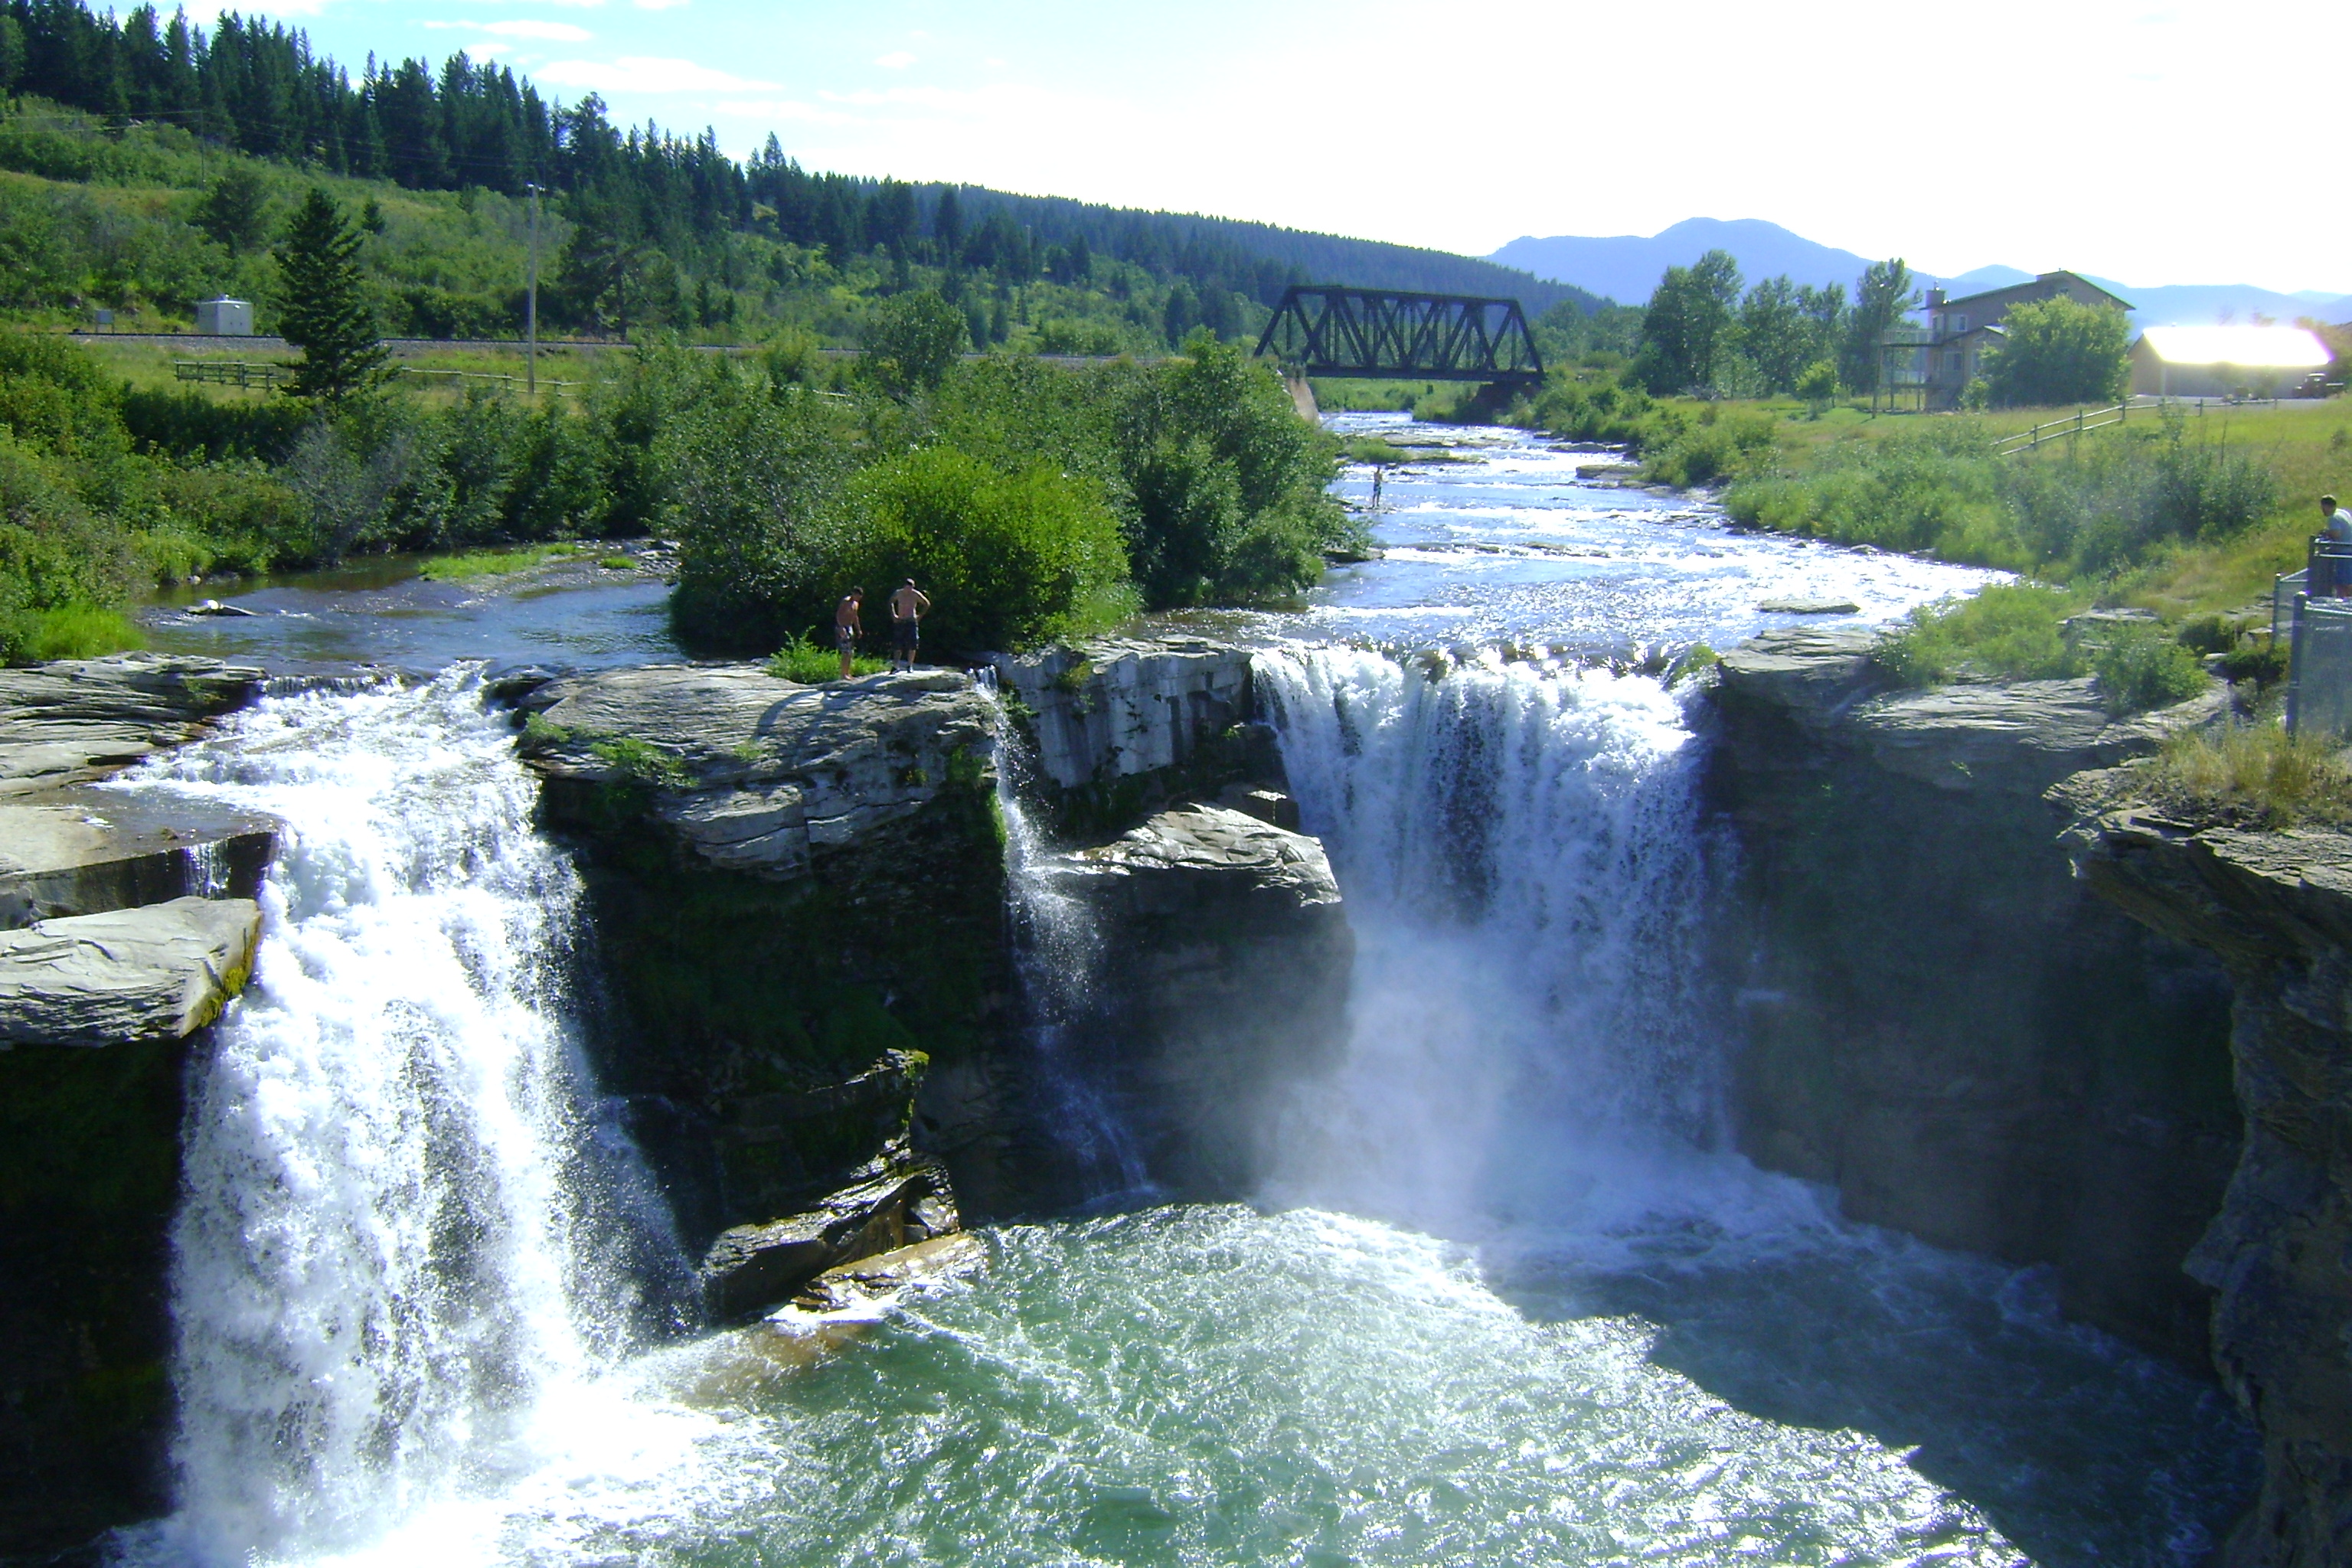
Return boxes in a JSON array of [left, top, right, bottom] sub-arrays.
[[210, 0, 2352, 296]]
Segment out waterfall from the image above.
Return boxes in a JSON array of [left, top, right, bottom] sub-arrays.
[[982, 687, 1151, 1200], [1253, 645, 1725, 1234], [107, 670, 678, 1566]]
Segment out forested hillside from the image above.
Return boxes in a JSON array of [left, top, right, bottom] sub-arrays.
[[0, 0, 1596, 348]]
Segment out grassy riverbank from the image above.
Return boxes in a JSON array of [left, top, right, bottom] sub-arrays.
[[1511, 374, 2350, 620]]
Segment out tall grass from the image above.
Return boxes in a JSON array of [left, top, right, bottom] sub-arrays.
[[0, 604, 146, 662], [2151, 722, 2352, 828]]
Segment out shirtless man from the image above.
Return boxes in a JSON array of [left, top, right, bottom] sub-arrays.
[[834, 589, 863, 679], [888, 578, 931, 671]]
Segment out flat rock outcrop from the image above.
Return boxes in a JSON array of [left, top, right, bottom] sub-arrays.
[[0, 655, 263, 797], [0, 790, 274, 928], [1706, 626, 2239, 1364], [519, 664, 996, 878], [0, 897, 260, 1048], [1037, 805, 1353, 1196], [2066, 809, 2352, 1568]]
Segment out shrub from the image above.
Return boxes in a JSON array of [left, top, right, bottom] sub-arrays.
[[1116, 333, 1351, 607], [766, 637, 885, 683], [2086, 621, 2210, 714], [842, 446, 1133, 654], [1981, 297, 2129, 408], [1642, 407, 1776, 487], [1875, 583, 2082, 686]]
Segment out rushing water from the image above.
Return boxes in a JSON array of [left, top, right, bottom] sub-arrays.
[[94, 419, 2258, 1565]]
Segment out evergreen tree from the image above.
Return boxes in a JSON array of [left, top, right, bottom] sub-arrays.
[[275, 188, 387, 403], [194, 168, 273, 254]]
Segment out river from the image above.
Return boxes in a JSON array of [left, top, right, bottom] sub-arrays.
[[103, 417, 2256, 1566]]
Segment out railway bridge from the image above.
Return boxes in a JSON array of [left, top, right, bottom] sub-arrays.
[[1252, 286, 1545, 390]]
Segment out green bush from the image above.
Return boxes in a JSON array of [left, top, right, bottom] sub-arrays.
[[1116, 333, 1351, 606], [841, 447, 1133, 654], [1642, 407, 1777, 487], [2087, 621, 2209, 714], [766, 637, 887, 683], [1530, 371, 1660, 447], [1875, 583, 2082, 685]]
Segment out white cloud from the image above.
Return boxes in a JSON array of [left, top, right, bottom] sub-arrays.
[[874, 51, 916, 69], [536, 55, 779, 93], [634, 0, 692, 9], [714, 98, 858, 127], [421, 18, 593, 39]]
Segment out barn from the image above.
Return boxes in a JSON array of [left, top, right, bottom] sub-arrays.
[[2129, 325, 2333, 399]]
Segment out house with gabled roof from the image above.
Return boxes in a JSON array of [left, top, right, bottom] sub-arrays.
[[1912, 271, 2135, 408]]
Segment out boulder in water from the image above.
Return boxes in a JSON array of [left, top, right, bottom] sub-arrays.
[[0, 896, 260, 1047], [519, 663, 995, 878], [698, 1144, 961, 1321], [989, 639, 1269, 831], [0, 789, 275, 926]]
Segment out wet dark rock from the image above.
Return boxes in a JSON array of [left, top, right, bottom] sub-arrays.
[[698, 1142, 960, 1321], [2064, 809, 2352, 1568], [514, 664, 1019, 1227], [1040, 805, 1353, 1197]]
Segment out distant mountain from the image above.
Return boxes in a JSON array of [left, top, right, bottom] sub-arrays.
[[1492, 220, 2352, 326], [1488, 219, 1874, 306]]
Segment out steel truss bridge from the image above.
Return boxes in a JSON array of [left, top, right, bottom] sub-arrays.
[[1253, 286, 1544, 385]]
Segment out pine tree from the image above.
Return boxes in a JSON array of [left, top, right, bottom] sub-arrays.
[[276, 188, 387, 403]]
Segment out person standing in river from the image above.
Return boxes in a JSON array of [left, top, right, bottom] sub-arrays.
[[834, 589, 863, 680], [889, 579, 931, 671]]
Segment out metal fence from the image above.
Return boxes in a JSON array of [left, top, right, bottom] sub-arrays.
[[2288, 594, 2352, 740]]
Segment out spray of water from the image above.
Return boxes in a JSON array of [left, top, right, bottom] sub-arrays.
[[980, 683, 1149, 1198], [103, 670, 678, 1566], [1253, 645, 1731, 1236]]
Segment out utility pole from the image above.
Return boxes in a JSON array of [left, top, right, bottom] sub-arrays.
[[524, 181, 542, 396]]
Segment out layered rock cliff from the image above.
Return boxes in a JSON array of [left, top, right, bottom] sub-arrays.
[[513, 664, 1007, 1302], [2066, 808, 2352, 1568], [1703, 628, 2237, 1363], [1037, 803, 1354, 1197], [0, 655, 270, 1558]]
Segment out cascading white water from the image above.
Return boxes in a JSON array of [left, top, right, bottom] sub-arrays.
[[106, 670, 671, 1566], [1253, 645, 1727, 1233], [982, 688, 1150, 1197]]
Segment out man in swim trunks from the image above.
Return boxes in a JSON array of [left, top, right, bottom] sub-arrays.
[[834, 589, 862, 679], [889, 578, 930, 671]]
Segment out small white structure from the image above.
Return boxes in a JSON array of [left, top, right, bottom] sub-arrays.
[[2131, 324, 2332, 399], [193, 297, 253, 336]]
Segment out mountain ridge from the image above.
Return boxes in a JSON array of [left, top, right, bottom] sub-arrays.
[[1491, 218, 2352, 326]]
